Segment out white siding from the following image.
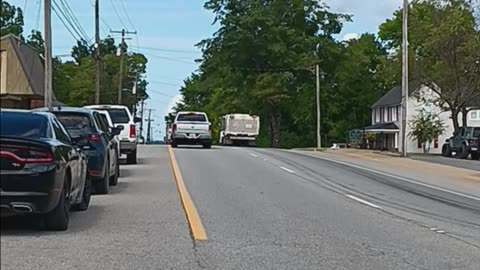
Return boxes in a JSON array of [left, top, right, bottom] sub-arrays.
[[402, 85, 454, 154]]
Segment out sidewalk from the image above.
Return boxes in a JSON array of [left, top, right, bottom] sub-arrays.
[[294, 148, 480, 198]]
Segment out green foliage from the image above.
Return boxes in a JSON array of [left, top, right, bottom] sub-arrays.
[[179, 0, 390, 148], [1, 1, 24, 38], [409, 111, 445, 153], [379, 0, 480, 131]]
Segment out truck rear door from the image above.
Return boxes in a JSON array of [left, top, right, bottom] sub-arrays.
[[175, 113, 210, 135]]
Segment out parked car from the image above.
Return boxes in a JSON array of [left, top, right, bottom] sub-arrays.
[[35, 107, 122, 193], [171, 111, 212, 148], [84, 105, 141, 164], [442, 126, 480, 160], [0, 109, 90, 231], [96, 110, 122, 169]]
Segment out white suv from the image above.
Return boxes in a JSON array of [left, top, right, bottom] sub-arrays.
[[84, 105, 141, 164]]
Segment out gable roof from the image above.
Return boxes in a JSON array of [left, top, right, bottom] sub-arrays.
[[371, 81, 422, 109], [2, 34, 45, 97]]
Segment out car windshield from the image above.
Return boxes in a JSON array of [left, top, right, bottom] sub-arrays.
[[177, 114, 207, 122], [0, 112, 48, 138], [53, 112, 94, 137], [100, 109, 129, 124]]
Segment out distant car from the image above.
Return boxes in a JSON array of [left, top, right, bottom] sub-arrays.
[[171, 111, 212, 148], [35, 107, 122, 194], [442, 127, 480, 160], [0, 110, 90, 231], [96, 110, 122, 167], [84, 105, 141, 164]]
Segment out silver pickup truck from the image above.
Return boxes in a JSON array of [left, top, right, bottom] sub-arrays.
[[171, 111, 212, 149]]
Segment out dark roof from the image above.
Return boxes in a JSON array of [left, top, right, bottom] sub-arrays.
[[1, 34, 57, 101], [365, 122, 399, 130], [34, 107, 94, 114], [371, 81, 422, 109]]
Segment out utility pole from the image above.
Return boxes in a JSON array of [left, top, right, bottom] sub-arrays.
[[110, 29, 136, 105], [94, 0, 100, 104], [43, 0, 53, 109], [316, 64, 321, 150], [401, 0, 409, 157], [146, 109, 154, 144], [139, 99, 145, 141]]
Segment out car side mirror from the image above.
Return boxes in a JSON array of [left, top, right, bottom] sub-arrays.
[[134, 117, 142, 123], [72, 137, 88, 147], [111, 127, 122, 136]]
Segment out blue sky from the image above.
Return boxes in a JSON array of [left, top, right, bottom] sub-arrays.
[[12, 0, 402, 140]]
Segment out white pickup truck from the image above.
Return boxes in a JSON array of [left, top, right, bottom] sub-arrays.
[[171, 111, 212, 149], [219, 114, 260, 146]]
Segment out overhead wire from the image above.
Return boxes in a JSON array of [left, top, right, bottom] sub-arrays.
[[52, 0, 90, 44], [119, 0, 136, 31], [58, 0, 90, 42], [137, 46, 200, 54], [109, 0, 128, 29]]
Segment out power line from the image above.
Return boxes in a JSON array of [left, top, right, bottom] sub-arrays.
[[58, 0, 90, 42], [147, 89, 177, 98], [52, 0, 89, 44], [109, 0, 128, 29], [119, 0, 136, 31], [141, 52, 198, 64], [149, 80, 183, 87], [138, 46, 200, 54]]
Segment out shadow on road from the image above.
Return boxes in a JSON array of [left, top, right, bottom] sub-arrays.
[[0, 205, 106, 235]]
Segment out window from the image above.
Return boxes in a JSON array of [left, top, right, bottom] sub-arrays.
[[177, 113, 207, 122], [434, 138, 439, 149], [417, 138, 422, 149], [380, 108, 385, 123], [391, 107, 398, 122], [54, 112, 94, 137], [52, 119, 71, 144], [387, 107, 392, 122], [94, 112, 109, 133], [101, 108, 130, 124], [375, 109, 381, 123], [0, 112, 48, 138], [470, 110, 479, 120]]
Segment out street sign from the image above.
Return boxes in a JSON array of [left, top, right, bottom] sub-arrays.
[[349, 129, 363, 144]]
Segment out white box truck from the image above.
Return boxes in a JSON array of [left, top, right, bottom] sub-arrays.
[[219, 114, 260, 146]]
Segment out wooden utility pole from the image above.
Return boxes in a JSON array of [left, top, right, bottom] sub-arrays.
[[44, 0, 53, 109], [94, 0, 100, 104], [146, 109, 154, 144], [316, 64, 321, 150], [110, 29, 136, 105], [139, 99, 145, 141], [401, 0, 409, 157]]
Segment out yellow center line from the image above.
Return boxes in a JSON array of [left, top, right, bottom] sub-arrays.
[[167, 146, 207, 241]]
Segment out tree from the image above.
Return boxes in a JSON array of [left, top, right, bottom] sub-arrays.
[[179, 0, 353, 148], [26, 30, 44, 56], [379, 0, 480, 131], [1, 1, 24, 38], [408, 111, 445, 153]]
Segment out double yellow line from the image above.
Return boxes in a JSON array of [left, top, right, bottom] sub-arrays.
[[167, 146, 207, 241]]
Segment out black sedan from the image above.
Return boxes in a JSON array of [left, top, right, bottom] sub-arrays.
[[35, 107, 122, 194], [0, 110, 91, 231]]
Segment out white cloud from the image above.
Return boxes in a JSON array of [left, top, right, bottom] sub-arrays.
[[167, 95, 184, 113], [341, 33, 360, 41]]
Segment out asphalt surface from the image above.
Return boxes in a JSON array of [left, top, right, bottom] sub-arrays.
[[410, 154, 480, 171], [2, 145, 480, 270]]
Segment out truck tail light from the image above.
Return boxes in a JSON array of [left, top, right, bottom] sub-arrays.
[[172, 124, 177, 133], [130, 125, 136, 138], [209, 125, 212, 132], [468, 139, 475, 145], [88, 134, 101, 142]]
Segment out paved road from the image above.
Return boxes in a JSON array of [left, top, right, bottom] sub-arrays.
[[2, 145, 480, 270], [410, 154, 480, 171]]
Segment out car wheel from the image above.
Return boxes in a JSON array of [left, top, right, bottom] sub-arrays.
[[203, 143, 212, 149], [459, 144, 470, 159], [71, 172, 92, 211], [109, 159, 119, 186], [171, 140, 178, 148], [126, 149, 137, 165], [95, 158, 110, 194], [441, 144, 452, 157], [471, 152, 479, 160], [45, 176, 70, 231]]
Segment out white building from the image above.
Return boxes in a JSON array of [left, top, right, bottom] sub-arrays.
[[365, 83, 479, 154]]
